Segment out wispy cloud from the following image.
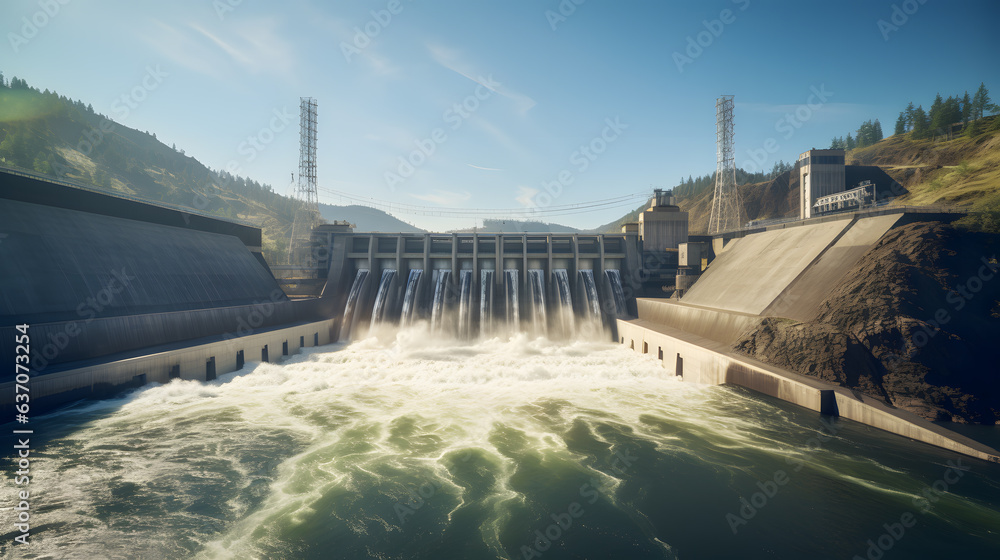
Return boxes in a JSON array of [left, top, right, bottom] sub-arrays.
[[515, 186, 538, 208], [409, 189, 472, 206], [467, 163, 503, 171], [138, 17, 297, 81], [426, 42, 536, 115]]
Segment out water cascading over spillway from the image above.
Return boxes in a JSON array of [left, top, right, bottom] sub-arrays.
[[340, 269, 370, 341], [457, 270, 473, 338], [480, 269, 494, 337], [430, 269, 451, 332], [579, 269, 602, 321], [553, 269, 574, 336], [505, 269, 519, 328], [527, 269, 547, 336], [369, 269, 396, 328], [606, 268, 627, 317], [400, 269, 422, 327]]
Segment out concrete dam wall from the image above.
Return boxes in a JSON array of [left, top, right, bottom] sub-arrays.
[[311, 229, 645, 337], [0, 168, 334, 413]]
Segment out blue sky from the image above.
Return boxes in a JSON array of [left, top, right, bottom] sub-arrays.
[[2, 0, 997, 230]]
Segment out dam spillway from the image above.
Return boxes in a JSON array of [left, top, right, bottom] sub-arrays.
[[310, 229, 644, 340]]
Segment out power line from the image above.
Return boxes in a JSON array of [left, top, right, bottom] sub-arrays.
[[315, 186, 648, 219]]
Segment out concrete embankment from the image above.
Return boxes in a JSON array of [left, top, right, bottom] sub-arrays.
[[617, 317, 1000, 463], [620, 211, 1000, 462]]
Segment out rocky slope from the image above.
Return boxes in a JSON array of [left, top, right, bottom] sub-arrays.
[[734, 221, 1000, 423]]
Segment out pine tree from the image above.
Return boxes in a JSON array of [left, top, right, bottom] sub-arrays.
[[962, 91, 972, 125], [904, 102, 915, 130], [929, 93, 944, 133], [911, 105, 930, 139], [894, 112, 907, 135], [873, 119, 883, 142], [972, 82, 990, 120], [846, 133, 856, 149]]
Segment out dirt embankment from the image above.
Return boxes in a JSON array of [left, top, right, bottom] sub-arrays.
[[734, 221, 1000, 423]]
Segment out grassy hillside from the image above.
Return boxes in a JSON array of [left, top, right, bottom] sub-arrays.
[[848, 117, 1000, 231], [599, 117, 1000, 235], [0, 76, 432, 261], [0, 80, 307, 262]]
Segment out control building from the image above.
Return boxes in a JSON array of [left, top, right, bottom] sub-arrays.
[[639, 189, 688, 256], [798, 149, 846, 219]]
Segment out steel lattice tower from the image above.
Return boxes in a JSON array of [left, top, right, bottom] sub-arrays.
[[296, 97, 319, 211], [288, 97, 319, 265], [708, 95, 746, 234]]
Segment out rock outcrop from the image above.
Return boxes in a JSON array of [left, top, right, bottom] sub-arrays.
[[734, 222, 1000, 423]]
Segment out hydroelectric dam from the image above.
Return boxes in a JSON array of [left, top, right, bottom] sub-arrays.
[[3, 167, 1000, 558], [0, 168, 996, 457]]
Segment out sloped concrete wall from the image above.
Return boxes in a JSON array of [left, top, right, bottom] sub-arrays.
[[761, 214, 902, 321], [682, 219, 851, 314], [0, 198, 285, 322], [635, 299, 763, 345]]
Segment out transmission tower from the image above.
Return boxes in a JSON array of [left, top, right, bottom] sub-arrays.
[[296, 97, 319, 211], [708, 95, 746, 234], [288, 97, 320, 265]]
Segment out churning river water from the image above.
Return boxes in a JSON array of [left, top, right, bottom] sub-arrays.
[[3, 324, 1000, 559]]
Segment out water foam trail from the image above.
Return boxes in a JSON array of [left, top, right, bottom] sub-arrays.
[[7, 326, 1000, 559]]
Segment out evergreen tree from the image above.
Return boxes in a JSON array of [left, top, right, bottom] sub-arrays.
[[874, 119, 883, 142], [943, 96, 962, 131], [911, 105, 930, 139], [904, 102, 915, 130], [928, 93, 944, 132], [972, 82, 991, 120], [846, 133, 856, 149], [962, 91, 972, 125], [894, 112, 907, 135]]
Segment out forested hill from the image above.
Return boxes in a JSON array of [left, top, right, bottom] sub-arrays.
[[0, 74, 309, 262]]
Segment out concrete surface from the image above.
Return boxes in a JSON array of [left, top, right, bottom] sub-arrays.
[[618, 317, 1000, 463], [761, 213, 902, 321], [682, 219, 851, 314], [636, 298, 763, 345]]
